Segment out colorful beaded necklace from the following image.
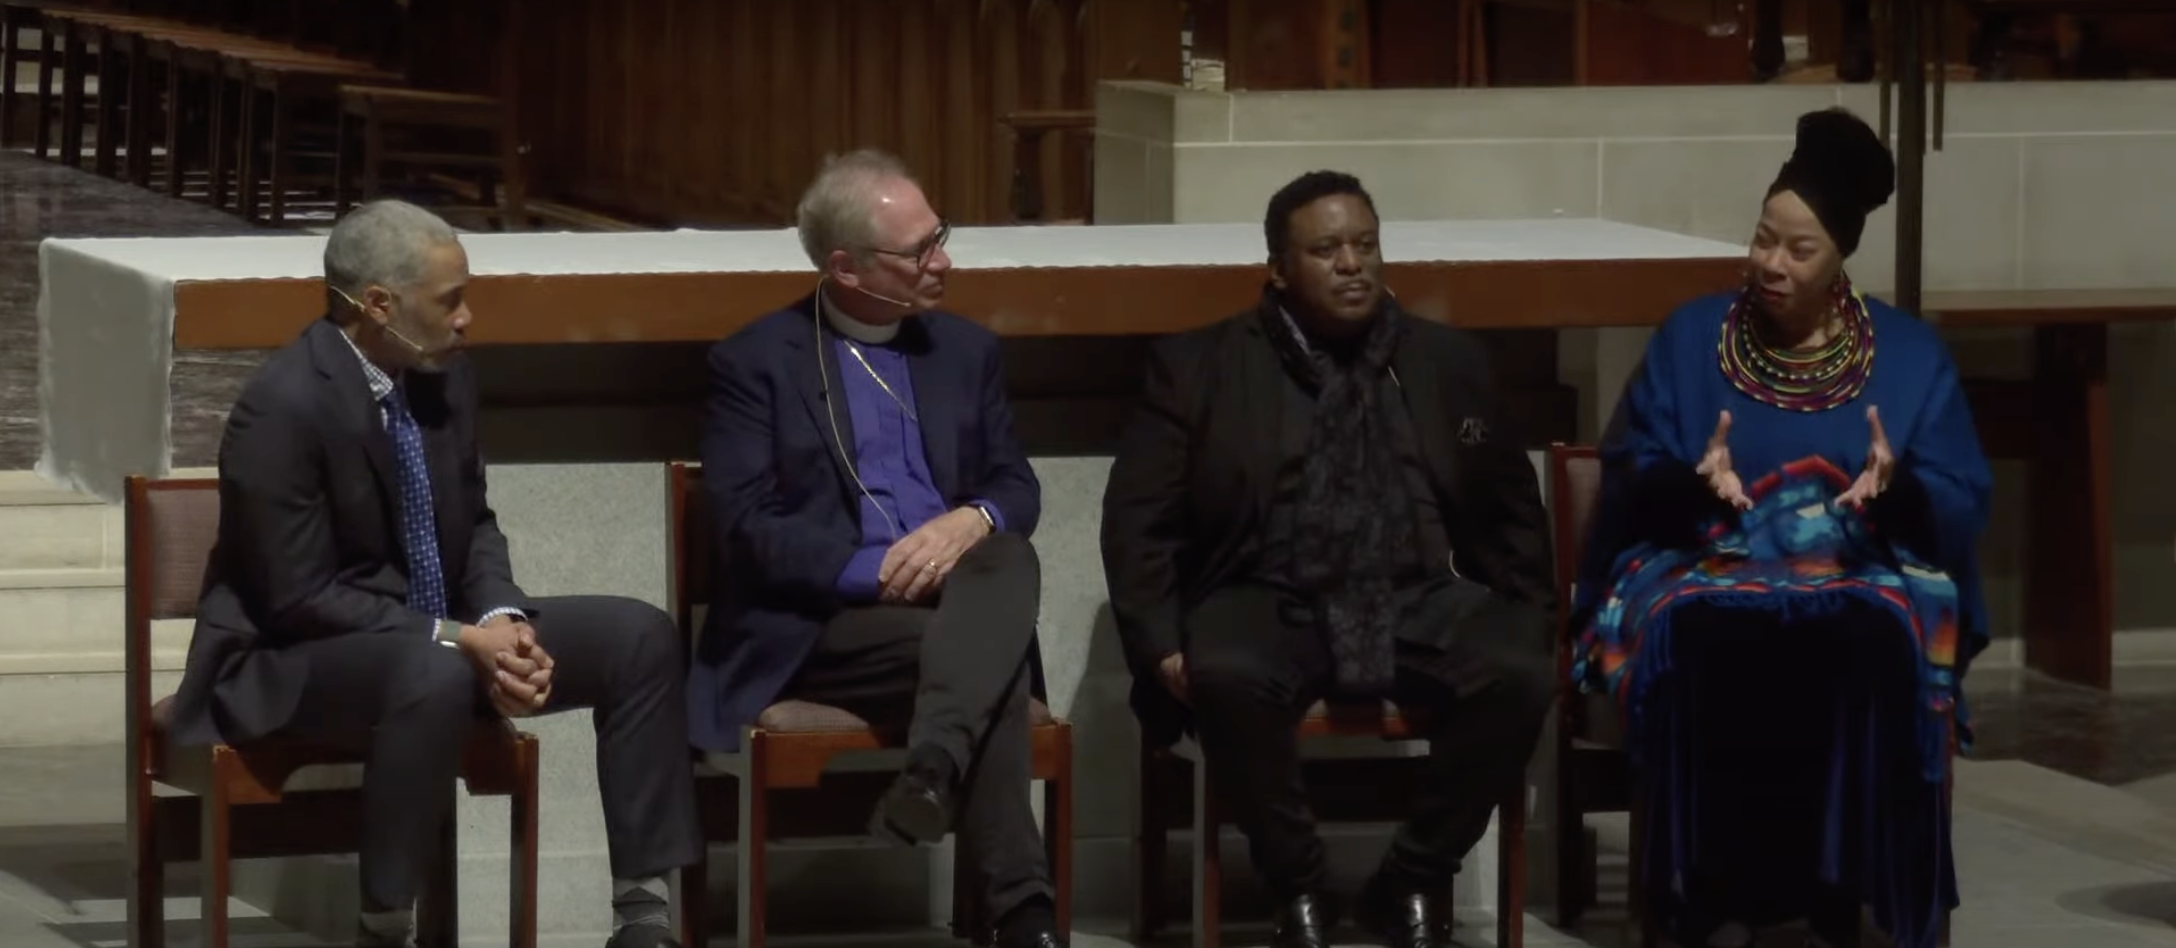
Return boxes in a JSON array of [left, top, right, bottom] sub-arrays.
[[1717, 277, 1874, 412]]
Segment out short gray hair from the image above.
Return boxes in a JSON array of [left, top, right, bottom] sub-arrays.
[[795, 149, 915, 269], [323, 199, 460, 313]]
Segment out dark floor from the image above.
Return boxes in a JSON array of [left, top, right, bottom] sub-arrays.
[[0, 147, 270, 471], [1967, 665, 2176, 788]]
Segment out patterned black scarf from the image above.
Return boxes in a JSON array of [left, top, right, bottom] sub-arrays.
[[1259, 291, 1424, 697]]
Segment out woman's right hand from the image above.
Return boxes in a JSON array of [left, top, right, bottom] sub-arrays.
[[1694, 410, 1753, 511]]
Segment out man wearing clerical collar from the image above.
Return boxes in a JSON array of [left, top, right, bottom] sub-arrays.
[[691, 151, 1060, 948], [1101, 171, 1556, 948]]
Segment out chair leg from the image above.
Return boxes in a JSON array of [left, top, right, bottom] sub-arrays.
[[1130, 744, 1166, 941], [1047, 724, 1074, 939], [1498, 788, 1526, 948], [1630, 779, 1657, 948], [950, 833, 985, 945], [678, 848, 708, 948], [1191, 757, 1220, 948], [1553, 729, 1586, 927], [200, 750, 235, 948], [128, 775, 165, 948], [736, 735, 769, 948], [418, 807, 459, 948], [510, 735, 539, 948]]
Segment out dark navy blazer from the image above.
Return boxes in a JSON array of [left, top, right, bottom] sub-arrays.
[[686, 293, 1042, 751]]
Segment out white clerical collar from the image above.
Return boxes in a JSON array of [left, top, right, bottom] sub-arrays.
[[819, 287, 902, 345]]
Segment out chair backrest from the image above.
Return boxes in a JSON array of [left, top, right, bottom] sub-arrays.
[[122, 475, 220, 763], [666, 462, 713, 664], [1546, 444, 1602, 636]]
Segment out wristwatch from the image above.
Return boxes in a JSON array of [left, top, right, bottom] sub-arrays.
[[970, 503, 997, 533], [433, 618, 462, 649]]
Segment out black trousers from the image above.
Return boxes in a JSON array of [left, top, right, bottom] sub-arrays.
[[261, 595, 703, 913], [1183, 582, 1553, 903], [785, 532, 1053, 919]]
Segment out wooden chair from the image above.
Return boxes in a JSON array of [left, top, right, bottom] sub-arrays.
[[666, 462, 1075, 948], [1132, 699, 1530, 947], [1544, 444, 1953, 947], [123, 475, 541, 948], [1543, 444, 1636, 931]]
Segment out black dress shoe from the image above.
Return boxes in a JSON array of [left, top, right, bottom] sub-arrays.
[[1271, 892, 1333, 948], [1356, 873, 1441, 948], [602, 922, 681, 948], [869, 746, 957, 845]]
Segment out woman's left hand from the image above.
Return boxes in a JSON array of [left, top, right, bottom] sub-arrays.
[[1835, 404, 1894, 510]]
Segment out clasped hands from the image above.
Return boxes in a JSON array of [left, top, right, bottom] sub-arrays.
[[1695, 405, 1894, 513], [458, 613, 554, 718], [875, 506, 994, 605]]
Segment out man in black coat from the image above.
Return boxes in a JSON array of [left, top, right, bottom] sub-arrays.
[[1100, 171, 1555, 948], [167, 200, 699, 948]]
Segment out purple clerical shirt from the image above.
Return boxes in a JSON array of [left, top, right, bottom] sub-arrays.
[[830, 334, 1005, 602]]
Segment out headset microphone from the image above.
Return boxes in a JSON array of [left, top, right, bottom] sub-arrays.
[[332, 284, 434, 357], [384, 323, 431, 354], [843, 280, 915, 310]]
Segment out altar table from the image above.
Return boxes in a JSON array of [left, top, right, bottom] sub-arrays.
[[37, 218, 1745, 502]]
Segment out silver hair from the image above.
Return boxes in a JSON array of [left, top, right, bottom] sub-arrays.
[[322, 199, 460, 315], [795, 149, 916, 270]]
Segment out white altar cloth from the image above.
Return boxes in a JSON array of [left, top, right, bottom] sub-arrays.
[[38, 218, 1742, 502]]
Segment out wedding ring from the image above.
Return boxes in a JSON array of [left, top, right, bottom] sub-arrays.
[[924, 560, 938, 571]]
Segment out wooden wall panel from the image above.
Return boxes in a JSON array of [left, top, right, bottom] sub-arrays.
[[1579, 1, 1752, 85], [1226, 0, 1334, 90], [480, 0, 1176, 229], [1371, 0, 1470, 88]]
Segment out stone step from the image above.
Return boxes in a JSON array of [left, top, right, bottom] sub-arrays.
[[0, 472, 189, 746], [0, 470, 119, 572], [0, 571, 191, 670], [0, 669, 183, 747]]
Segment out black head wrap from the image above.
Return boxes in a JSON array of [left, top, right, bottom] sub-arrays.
[[1765, 107, 1896, 257]]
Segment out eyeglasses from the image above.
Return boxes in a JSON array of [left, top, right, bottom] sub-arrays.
[[864, 219, 950, 270]]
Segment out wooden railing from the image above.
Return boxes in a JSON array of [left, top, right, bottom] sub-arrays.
[[479, 0, 1179, 228]]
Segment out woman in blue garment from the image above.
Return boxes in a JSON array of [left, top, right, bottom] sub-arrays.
[[1572, 108, 1994, 948]]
